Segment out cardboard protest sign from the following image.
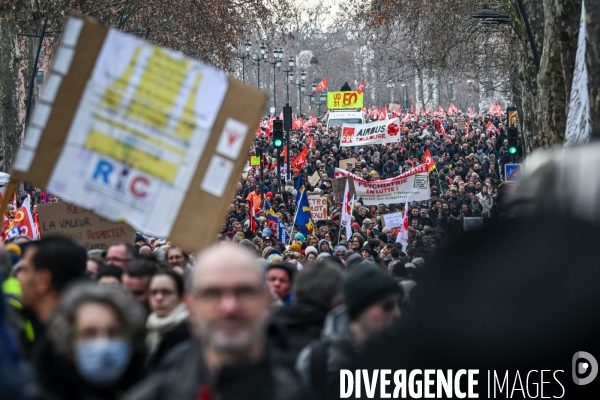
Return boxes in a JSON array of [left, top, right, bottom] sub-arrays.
[[388, 103, 402, 112], [457, 118, 466, 130], [382, 212, 404, 228], [340, 118, 401, 147], [308, 171, 321, 187], [332, 176, 356, 203], [327, 91, 363, 109], [308, 196, 328, 220], [3, 16, 267, 253], [339, 158, 360, 169], [334, 164, 430, 205], [37, 202, 136, 250]]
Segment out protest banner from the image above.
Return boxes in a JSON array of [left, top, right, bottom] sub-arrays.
[[332, 176, 356, 203], [388, 103, 402, 112], [308, 196, 328, 220], [334, 164, 430, 205], [37, 202, 136, 250], [327, 91, 363, 109], [338, 158, 360, 169], [340, 118, 401, 147], [248, 155, 261, 167], [2, 16, 267, 253], [382, 212, 404, 228]]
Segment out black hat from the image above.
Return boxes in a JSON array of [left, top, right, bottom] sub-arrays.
[[344, 264, 401, 320], [265, 262, 295, 282], [378, 233, 388, 244], [96, 265, 123, 282], [360, 244, 375, 256]]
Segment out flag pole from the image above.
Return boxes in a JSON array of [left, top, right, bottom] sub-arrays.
[[288, 195, 302, 245]]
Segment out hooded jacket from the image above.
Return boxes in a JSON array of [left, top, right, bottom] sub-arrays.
[[295, 305, 360, 396]]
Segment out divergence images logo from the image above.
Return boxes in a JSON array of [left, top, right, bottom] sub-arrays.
[[342, 127, 355, 144], [572, 351, 598, 385]]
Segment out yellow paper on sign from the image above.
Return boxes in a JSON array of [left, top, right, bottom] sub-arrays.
[[327, 91, 363, 109]]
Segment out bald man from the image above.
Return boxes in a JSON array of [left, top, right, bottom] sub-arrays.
[[125, 245, 301, 400]]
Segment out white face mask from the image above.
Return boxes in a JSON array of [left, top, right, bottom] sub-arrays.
[[75, 338, 132, 387]]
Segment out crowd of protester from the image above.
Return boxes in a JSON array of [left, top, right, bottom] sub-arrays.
[[0, 107, 519, 399]]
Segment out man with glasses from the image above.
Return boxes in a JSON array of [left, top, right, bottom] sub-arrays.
[[105, 242, 135, 269], [125, 244, 300, 400], [296, 264, 401, 395]]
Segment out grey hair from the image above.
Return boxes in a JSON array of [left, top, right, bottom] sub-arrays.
[[359, 206, 368, 213], [47, 281, 146, 356]]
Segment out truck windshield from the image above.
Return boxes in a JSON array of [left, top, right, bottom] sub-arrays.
[[327, 118, 363, 128]]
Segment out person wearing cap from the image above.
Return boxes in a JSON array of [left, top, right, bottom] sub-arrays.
[[266, 262, 295, 305], [295, 264, 401, 394], [96, 265, 123, 287], [304, 246, 318, 262]]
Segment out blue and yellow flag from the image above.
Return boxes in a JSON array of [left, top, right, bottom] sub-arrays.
[[294, 176, 315, 236], [265, 200, 281, 241]]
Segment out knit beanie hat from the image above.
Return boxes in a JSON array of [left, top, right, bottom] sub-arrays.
[[305, 246, 318, 257], [351, 233, 365, 247], [343, 264, 401, 320], [289, 243, 302, 253], [262, 228, 273, 238], [344, 251, 363, 268], [294, 232, 306, 242], [96, 265, 123, 282]]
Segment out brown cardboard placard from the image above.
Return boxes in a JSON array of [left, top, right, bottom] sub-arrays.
[[332, 176, 356, 203], [389, 103, 402, 112], [338, 158, 359, 169], [3, 16, 267, 254], [37, 202, 136, 251], [457, 118, 466, 130], [308, 171, 321, 187]]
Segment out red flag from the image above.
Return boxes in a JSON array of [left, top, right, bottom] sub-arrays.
[[249, 200, 257, 232], [424, 149, 436, 173], [6, 198, 37, 240], [1, 214, 10, 242], [379, 106, 387, 120], [308, 133, 315, 148], [291, 147, 308, 170], [357, 79, 365, 94], [441, 126, 447, 138], [469, 106, 474, 118], [314, 78, 328, 92]]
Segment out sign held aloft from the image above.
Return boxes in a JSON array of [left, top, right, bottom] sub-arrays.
[[327, 91, 363, 109], [340, 118, 402, 147], [37, 202, 136, 251], [3, 16, 267, 253]]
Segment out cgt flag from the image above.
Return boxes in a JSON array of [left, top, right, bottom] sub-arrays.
[[291, 147, 308, 170], [294, 176, 315, 237], [424, 149, 436, 173], [340, 179, 354, 240], [5, 198, 38, 240], [315, 78, 328, 92]]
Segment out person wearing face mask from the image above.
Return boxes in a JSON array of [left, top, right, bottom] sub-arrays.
[[29, 282, 146, 400]]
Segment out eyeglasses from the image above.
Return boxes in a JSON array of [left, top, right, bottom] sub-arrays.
[[193, 285, 263, 304], [106, 256, 132, 264]]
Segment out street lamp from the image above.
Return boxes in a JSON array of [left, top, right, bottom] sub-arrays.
[[251, 42, 267, 89], [318, 91, 327, 116], [306, 82, 317, 108], [291, 70, 306, 116], [472, 4, 538, 71], [266, 47, 283, 111], [236, 40, 252, 83], [283, 56, 294, 105]]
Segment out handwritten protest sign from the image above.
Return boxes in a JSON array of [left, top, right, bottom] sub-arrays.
[[382, 212, 404, 228], [37, 202, 136, 251], [308, 196, 328, 220], [3, 16, 267, 253]]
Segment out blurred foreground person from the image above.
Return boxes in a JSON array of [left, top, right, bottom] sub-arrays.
[[27, 282, 146, 400], [125, 245, 301, 400], [18, 236, 86, 357], [359, 216, 600, 399], [145, 271, 190, 371], [295, 263, 401, 397]]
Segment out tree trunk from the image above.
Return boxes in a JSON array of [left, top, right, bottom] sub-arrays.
[[587, 0, 600, 137], [0, 17, 23, 173]]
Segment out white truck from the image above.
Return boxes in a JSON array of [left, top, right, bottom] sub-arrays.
[[326, 110, 365, 130]]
